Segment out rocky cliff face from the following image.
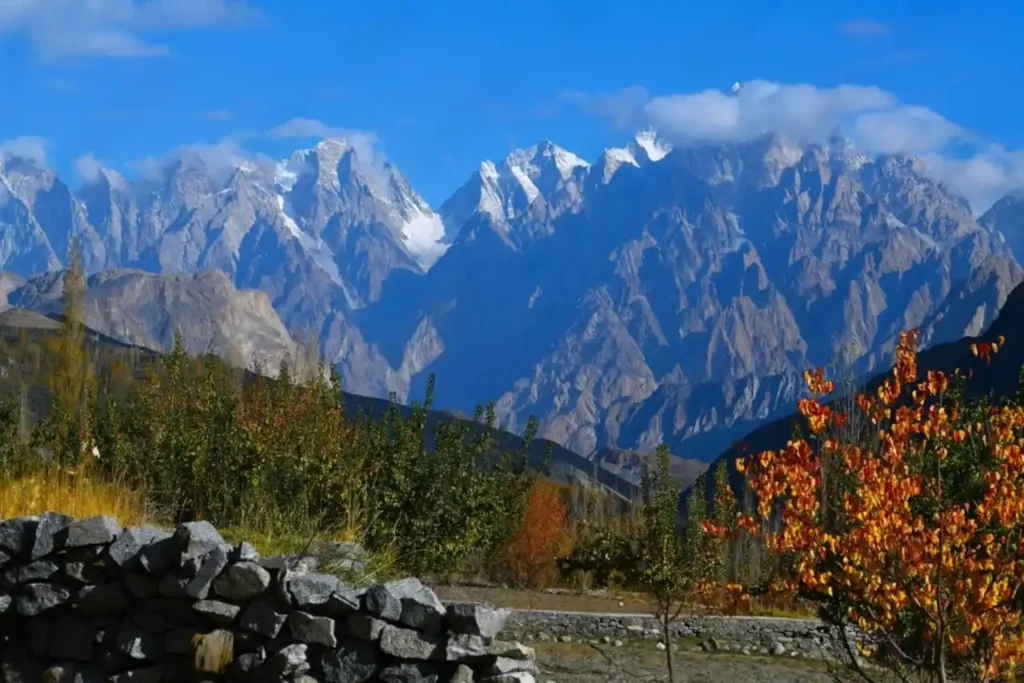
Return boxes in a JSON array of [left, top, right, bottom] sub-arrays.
[[0, 132, 1020, 463], [7, 268, 299, 374]]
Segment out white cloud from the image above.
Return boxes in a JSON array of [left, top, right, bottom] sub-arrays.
[[641, 80, 899, 146], [73, 153, 127, 188], [267, 117, 384, 175], [0, 0, 262, 60], [267, 117, 376, 143], [129, 140, 249, 185], [0, 136, 48, 164], [921, 149, 1024, 214], [853, 106, 965, 154], [564, 79, 1024, 212]]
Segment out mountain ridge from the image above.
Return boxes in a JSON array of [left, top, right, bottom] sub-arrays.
[[1, 130, 1022, 468]]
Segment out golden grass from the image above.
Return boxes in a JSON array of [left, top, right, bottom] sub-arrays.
[[0, 464, 149, 525]]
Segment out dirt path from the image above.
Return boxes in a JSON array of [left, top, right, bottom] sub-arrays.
[[534, 641, 837, 683]]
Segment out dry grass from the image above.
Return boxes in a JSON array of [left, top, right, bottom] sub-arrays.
[[0, 464, 149, 525]]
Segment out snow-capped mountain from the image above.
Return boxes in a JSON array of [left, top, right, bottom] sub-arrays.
[[2, 130, 1023, 464], [438, 140, 590, 250]]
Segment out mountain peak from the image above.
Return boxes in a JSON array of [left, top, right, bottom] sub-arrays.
[[634, 129, 672, 162]]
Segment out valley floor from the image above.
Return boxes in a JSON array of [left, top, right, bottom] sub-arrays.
[[534, 640, 836, 682]]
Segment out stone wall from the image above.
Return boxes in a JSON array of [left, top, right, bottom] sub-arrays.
[[0, 513, 537, 682], [504, 610, 847, 660]]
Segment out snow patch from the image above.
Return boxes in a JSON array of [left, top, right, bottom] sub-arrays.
[[401, 208, 450, 269], [550, 147, 589, 178], [508, 165, 540, 204], [275, 162, 300, 193], [635, 129, 671, 161], [600, 148, 640, 183]]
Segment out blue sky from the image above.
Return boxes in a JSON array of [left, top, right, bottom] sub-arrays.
[[2, 0, 1023, 209]]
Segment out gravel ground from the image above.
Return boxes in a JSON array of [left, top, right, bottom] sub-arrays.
[[534, 640, 840, 683]]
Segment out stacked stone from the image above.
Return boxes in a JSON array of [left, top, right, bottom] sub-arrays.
[[0, 513, 538, 682]]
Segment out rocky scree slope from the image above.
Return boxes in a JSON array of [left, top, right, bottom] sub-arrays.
[[2, 133, 1023, 469], [0, 512, 538, 682]]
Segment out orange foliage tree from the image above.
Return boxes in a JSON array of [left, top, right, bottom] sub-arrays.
[[504, 478, 574, 588], [712, 330, 1024, 682]]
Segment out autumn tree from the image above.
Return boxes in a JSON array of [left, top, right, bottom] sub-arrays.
[[37, 240, 95, 466], [722, 330, 1024, 682], [504, 478, 574, 588]]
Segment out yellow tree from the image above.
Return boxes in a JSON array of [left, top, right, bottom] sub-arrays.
[[40, 239, 95, 466], [715, 330, 1024, 682]]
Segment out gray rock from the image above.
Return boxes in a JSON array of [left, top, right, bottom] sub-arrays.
[[124, 573, 158, 599], [260, 554, 320, 573], [230, 651, 266, 679], [483, 674, 535, 683], [771, 642, 786, 656], [63, 560, 102, 585], [139, 535, 178, 575], [0, 548, 9, 569], [76, 581, 131, 616], [446, 603, 510, 638], [289, 611, 337, 648], [230, 541, 261, 563], [481, 657, 538, 676], [173, 520, 226, 567], [341, 612, 386, 642], [379, 624, 445, 660], [286, 572, 361, 615], [0, 516, 36, 557], [0, 592, 10, 614], [107, 527, 171, 570], [1, 652, 44, 683], [16, 582, 71, 615], [269, 643, 310, 678], [449, 663, 474, 683], [163, 628, 198, 655], [51, 615, 98, 661], [363, 578, 446, 633], [157, 571, 192, 599], [213, 560, 271, 601], [115, 621, 164, 661], [446, 634, 534, 662], [185, 546, 229, 599], [240, 598, 289, 638], [66, 515, 121, 547], [31, 512, 73, 559], [378, 662, 441, 683], [6, 559, 60, 584], [193, 599, 241, 625], [320, 640, 378, 683]]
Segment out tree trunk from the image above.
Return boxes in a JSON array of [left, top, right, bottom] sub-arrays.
[[663, 611, 675, 682]]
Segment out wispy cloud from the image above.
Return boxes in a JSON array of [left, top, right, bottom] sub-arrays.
[[838, 19, 892, 39], [74, 153, 127, 188], [0, 136, 48, 164], [562, 80, 1024, 212], [267, 117, 374, 142], [196, 109, 233, 122], [0, 0, 263, 60]]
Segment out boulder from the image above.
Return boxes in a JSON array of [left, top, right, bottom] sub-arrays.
[[363, 578, 446, 634], [320, 640, 378, 683], [213, 561, 271, 601], [66, 516, 121, 548], [446, 603, 510, 638]]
